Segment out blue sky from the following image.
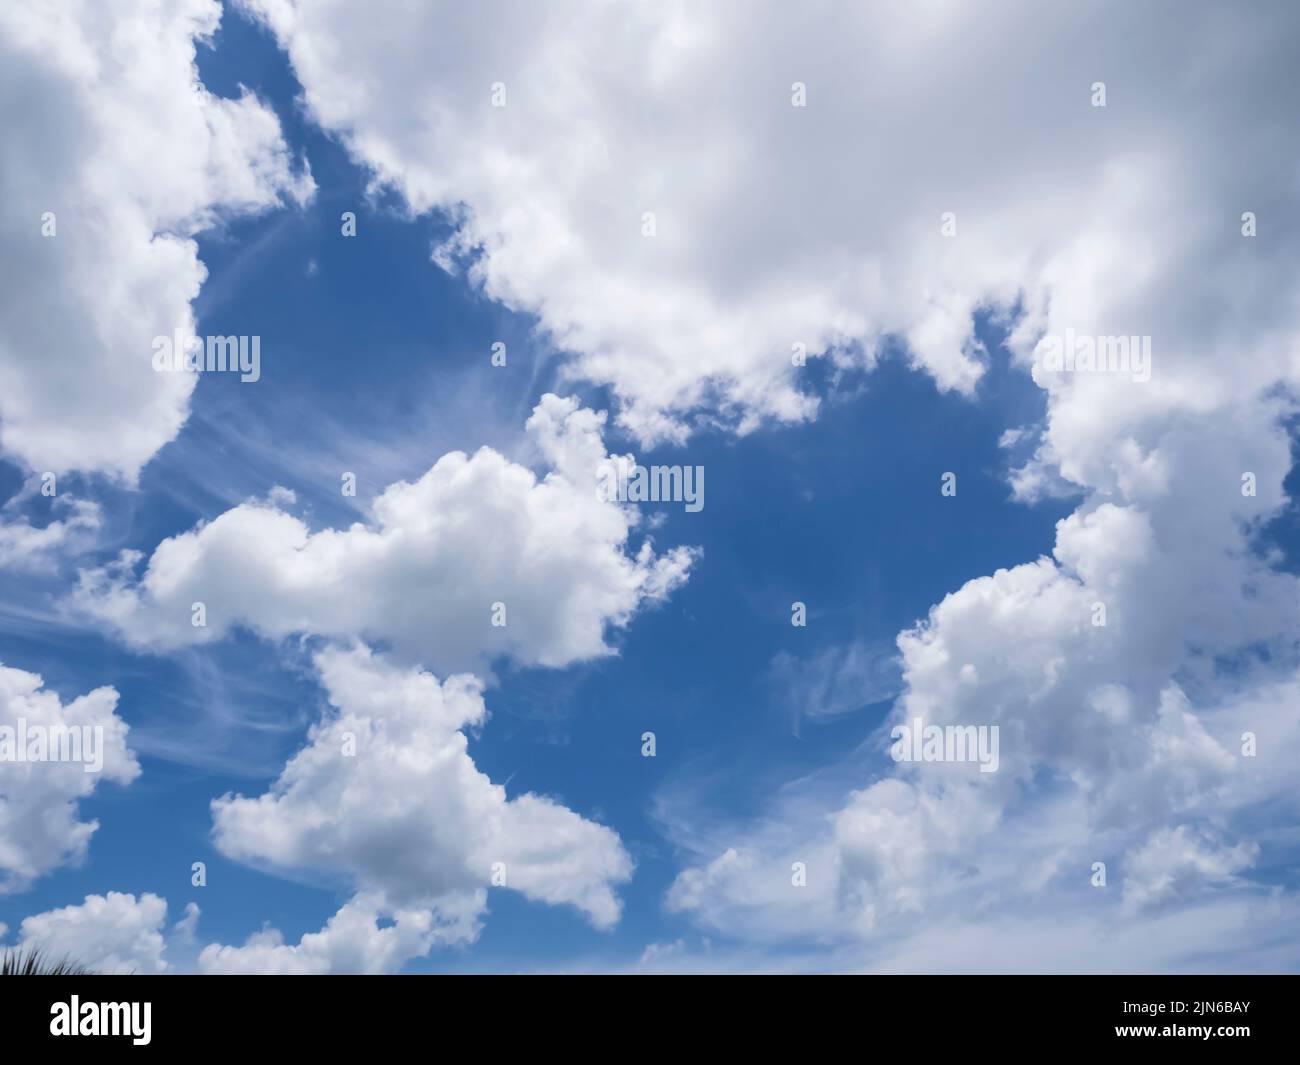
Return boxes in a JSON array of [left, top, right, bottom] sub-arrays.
[[3, 1, 1300, 974]]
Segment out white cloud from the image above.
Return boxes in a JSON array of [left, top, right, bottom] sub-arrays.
[[0, 496, 100, 572], [6, 1, 1299, 975], [0, 0, 313, 482], [238, 1, 1300, 448], [17, 892, 169, 974], [201, 642, 631, 971], [173, 901, 201, 945], [631, 892, 1300, 974], [846, 895, 1300, 975], [74, 395, 696, 675], [11, 888, 471, 975], [339, 1, 1279, 956], [665, 481, 1300, 953], [230, 21, 1300, 949], [0, 664, 140, 892], [1122, 825, 1260, 915], [198, 891, 480, 974], [229, 12, 1300, 967]]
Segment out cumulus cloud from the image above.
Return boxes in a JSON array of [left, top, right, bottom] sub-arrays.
[[0, 0, 313, 481], [11, 888, 471, 976], [201, 642, 631, 972], [226, 8, 1300, 959], [7, 0, 1299, 975], [74, 395, 696, 675], [16, 892, 169, 974], [198, 891, 480, 974], [242, 0, 1274, 964], [238, 0, 1300, 449], [0, 664, 139, 892], [666, 481, 1300, 951], [667, 562, 1300, 961]]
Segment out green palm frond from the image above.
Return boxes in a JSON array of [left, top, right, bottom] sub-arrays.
[[0, 946, 93, 976]]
